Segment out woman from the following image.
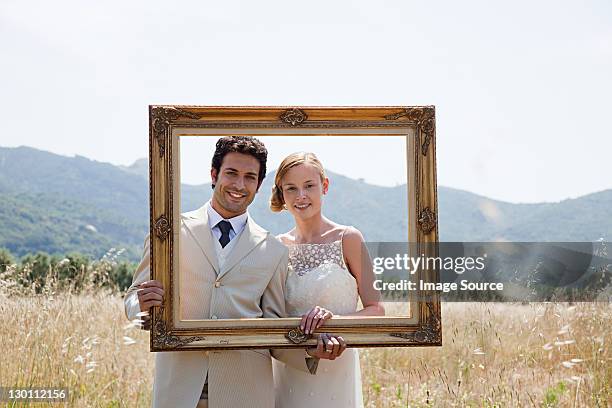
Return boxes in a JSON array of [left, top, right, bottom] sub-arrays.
[[270, 152, 385, 407]]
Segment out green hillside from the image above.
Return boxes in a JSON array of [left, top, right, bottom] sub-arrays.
[[1, 146, 610, 262]]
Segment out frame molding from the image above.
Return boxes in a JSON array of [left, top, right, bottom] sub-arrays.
[[149, 106, 440, 351]]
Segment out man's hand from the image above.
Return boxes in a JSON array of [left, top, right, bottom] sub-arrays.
[[306, 333, 346, 360], [136, 280, 164, 316]]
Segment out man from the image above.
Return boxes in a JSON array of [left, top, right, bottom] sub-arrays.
[[124, 136, 345, 408]]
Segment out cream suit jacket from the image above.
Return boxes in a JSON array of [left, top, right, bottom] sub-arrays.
[[124, 205, 314, 408]]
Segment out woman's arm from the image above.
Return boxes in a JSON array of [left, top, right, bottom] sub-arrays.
[[342, 226, 385, 317]]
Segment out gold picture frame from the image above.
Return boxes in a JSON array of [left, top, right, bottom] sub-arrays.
[[149, 106, 440, 351]]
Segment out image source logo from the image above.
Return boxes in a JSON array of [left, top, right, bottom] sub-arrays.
[[366, 242, 612, 302]]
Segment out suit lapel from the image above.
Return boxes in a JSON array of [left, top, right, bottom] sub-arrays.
[[218, 217, 268, 279], [181, 205, 220, 274]]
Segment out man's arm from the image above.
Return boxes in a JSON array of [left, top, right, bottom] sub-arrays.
[[124, 235, 164, 329], [261, 246, 321, 375]]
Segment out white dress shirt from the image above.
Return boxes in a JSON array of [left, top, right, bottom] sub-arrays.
[[205, 201, 248, 265], [206, 201, 248, 242]]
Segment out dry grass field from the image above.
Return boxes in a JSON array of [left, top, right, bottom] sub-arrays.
[[0, 285, 609, 407]]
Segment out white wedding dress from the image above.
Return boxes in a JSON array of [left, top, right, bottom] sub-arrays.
[[273, 240, 364, 407]]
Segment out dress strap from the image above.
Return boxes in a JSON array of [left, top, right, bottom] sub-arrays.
[[338, 226, 351, 269], [340, 226, 350, 241]]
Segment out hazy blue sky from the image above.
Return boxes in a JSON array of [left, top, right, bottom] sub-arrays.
[[180, 136, 408, 187], [1, 0, 610, 203]]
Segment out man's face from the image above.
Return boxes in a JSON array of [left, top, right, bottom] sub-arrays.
[[211, 152, 261, 219]]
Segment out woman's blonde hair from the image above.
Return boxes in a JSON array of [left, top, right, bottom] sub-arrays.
[[270, 152, 326, 212]]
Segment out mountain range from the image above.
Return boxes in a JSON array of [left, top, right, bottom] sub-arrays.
[[1, 146, 610, 262]]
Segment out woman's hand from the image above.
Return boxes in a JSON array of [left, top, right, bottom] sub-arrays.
[[300, 305, 333, 335]]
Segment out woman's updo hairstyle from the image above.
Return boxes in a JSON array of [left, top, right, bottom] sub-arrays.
[[270, 152, 326, 212]]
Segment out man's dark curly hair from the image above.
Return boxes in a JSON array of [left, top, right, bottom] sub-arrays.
[[211, 136, 268, 189]]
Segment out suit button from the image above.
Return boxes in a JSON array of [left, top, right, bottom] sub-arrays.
[[211, 315, 218, 320], [214, 281, 221, 288]]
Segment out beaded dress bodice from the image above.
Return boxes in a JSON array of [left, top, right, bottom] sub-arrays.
[[285, 241, 359, 317]]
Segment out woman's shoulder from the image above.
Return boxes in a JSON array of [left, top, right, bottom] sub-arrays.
[[337, 225, 365, 271], [338, 225, 365, 244]]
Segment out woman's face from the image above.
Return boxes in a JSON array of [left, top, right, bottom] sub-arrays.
[[280, 163, 328, 220]]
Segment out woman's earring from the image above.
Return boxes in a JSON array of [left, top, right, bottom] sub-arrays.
[[283, 204, 287, 210]]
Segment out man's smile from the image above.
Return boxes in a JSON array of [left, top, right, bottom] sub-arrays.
[[226, 190, 247, 200]]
